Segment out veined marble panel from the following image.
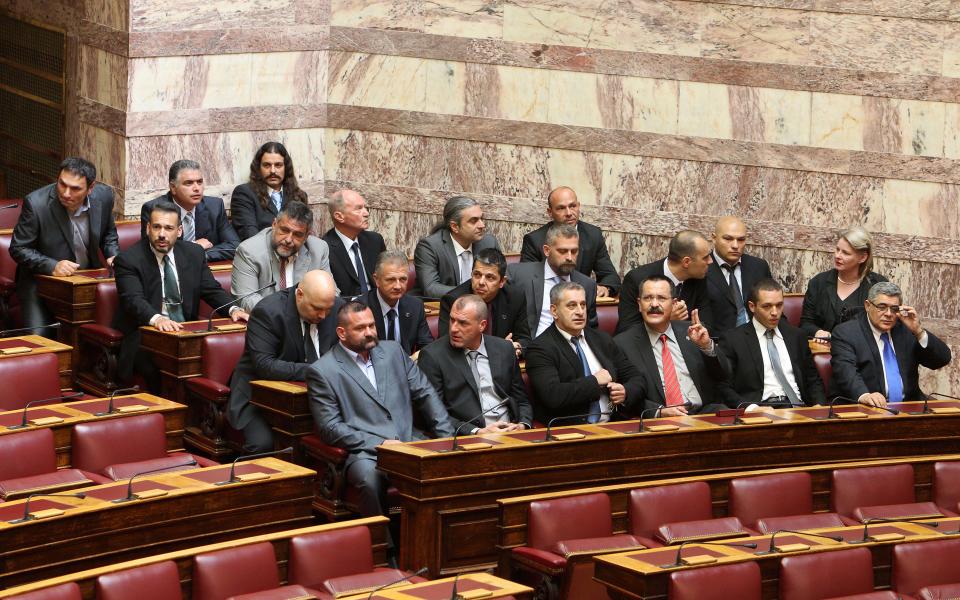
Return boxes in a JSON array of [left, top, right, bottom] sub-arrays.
[[85, 0, 128, 31], [331, 0, 424, 31], [944, 23, 960, 78], [502, 0, 621, 50], [125, 26, 329, 57], [599, 75, 679, 135], [79, 45, 127, 111], [615, 0, 704, 56], [129, 0, 327, 31], [693, 0, 960, 22], [328, 52, 427, 112], [420, 0, 503, 39], [76, 123, 125, 190], [699, 3, 810, 66]]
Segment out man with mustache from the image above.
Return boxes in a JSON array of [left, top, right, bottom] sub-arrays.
[[614, 275, 727, 416], [507, 223, 598, 337], [230, 141, 310, 240]]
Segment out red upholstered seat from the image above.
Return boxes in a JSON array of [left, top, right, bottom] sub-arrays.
[[933, 461, 960, 516], [832, 464, 916, 519], [669, 561, 762, 600], [199, 269, 233, 319], [184, 332, 247, 457], [654, 516, 752, 545], [782, 294, 803, 328], [95, 560, 183, 600], [597, 304, 618, 336], [0, 199, 23, 229], [405, 260, 416, 294], [893, 538, 960, 597], [0, 230, 20, 328], [115, 220, 142, 252], [628, 482, 714, 547], [192, 542, 279, 600], [729, 472, 815, 530], [814, 352, 832, 395], [0, 429, 101, 495], [0, 353, 61, 411], [780, 547, 875, 600], [0, 469, 95, 500], [426, 314, 439, 339], [227, 585, 331, 600], [918, 583, 960, 600], [824, 593, 904, 600], [7, 582, 82, 600], [853, 502, 942, 522], [76, 280, 125, 396], [756, 512, 854, 534]]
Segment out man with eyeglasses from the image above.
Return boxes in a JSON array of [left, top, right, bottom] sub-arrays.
[[831, 281, 951, 407]]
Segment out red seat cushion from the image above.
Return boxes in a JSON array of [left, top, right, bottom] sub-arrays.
[[528, 493, 614, 550], [322, 569, 428, 597], [301, 434, 348, 463], [780, 547, 875, 600], [853, 502, 942, 523], [628, 482, 713, 541], [7, 583, 82, 600], [729, 472, 813, 529], [192, 542, 279, 600], [71, 413, 170, 475], [655, 517, 752, 545], [933, 461, 960, 516], [548, 534, 645, 556], [227, 585, 330, 600], [288, 526, 375, 589], [101, 453, 207, 481], [0, 353, 61, 411], [893, 538, 960, 597], [96, 560, 183, 600], [0, 428, 57, 480], [669, 561, 762, 600], [825, 593, 903, 600], [510, 546, 567, 571], [832, 465, 916, 518], [918, 583, 960, 600], [0, 468, 94, 500], [756, 512, 854, 534]]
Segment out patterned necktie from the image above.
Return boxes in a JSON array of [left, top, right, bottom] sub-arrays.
[[880, 332, 904, 402], [660, 334, 684, 406], [386, 308, 397, 341], [278, 257, 288, 289], [351, 242, 368, 295], [722, 263, 748, 326], [572, 335, 601, 423], [161, 255, 185, 322], [765, 329, 801, 406], [270, 190, 282, 212], [182, 211, 195, 242]]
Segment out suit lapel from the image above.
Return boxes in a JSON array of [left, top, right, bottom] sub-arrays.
[[371, 345, 390, 408], [335, 344, 382, 405], [293, 241, 311, 283], [584, 328, 612, 371], [330, 234, 359, 286], [490, 292, 508, 337], [707, 262, 736, 308], [86, 194, 102, 265], [455, 346, 480, 398], [635, 327, 666, 403], [398, 296, 413, 342], [531, 267, 544, 326], [552, 326, 583, 375], [50, 198, 75, 261], [440, 230, 460, 282], [859, 315, 884, 373], [575, 222, 588, 272], [195, 199, 209, 239], [744, 324, 765, 383]]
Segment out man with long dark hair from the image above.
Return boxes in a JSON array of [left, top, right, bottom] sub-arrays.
[[230, 141, 308, 240]]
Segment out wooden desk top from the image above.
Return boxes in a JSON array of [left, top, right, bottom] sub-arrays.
[[36, 268, 114, 286], [139, 318, 247, 338], [339, 572, 532, 600], [0, 393, 184, 435], [0, 334, 71, 356]]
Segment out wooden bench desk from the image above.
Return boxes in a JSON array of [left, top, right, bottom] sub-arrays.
[[0, 334, 73, 390]]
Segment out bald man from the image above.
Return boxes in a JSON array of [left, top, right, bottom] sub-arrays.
[[228, 270, 344, 452], [520, 186, 621, 297], [322, 189, 387, 297], [705, 217, 773, 334]]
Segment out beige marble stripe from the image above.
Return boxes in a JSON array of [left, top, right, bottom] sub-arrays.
[[686, 0, 960, 23], [120, 104, 328, 137]]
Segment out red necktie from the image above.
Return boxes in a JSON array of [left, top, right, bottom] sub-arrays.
[[278, 257, 288, 289], [660, 334, 684, 406]]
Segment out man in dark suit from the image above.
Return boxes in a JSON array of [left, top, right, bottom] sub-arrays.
[[716, 279, 825, 408], [520, 186, 620, 297], [413, 196, 500, 299], [614, 275, 727, 416], [524, 281, 645, 425], [419, 294, 532, 434], [617, 230, 715, 334], [322, 189, 386, 297], [365, 251, 433, 355], [308, 301, 454, 521], [114, 200, 248, 392], [139, 160, 239, 262], [438, 248, 530, 356], [228, 269, 342, 452], [508, 223, 598, 338], [230, 141, 309, 240], [10, 157, 120, 338], [706, 216, 773, 334], [831, 281, 951, 407]]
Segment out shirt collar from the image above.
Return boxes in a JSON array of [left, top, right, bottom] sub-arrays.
[[661, 259, 681, 286], [151, 246, 173, 266], [868, 319, 889, 343], [752, 317, 780, 340], [340, 342, 373, 366], [714, 251, 739, 269], [71, 196, 91, 217], [543, 261, 565, 282], [376, 289, 398, 313], [334, 227, 357, 249], [464, 336, 488, 359], [645, 322, 675, 345], [555, 325, 585, 345], [451, 235, 470, 256]]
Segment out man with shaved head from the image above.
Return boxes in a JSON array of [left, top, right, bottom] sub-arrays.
[[228, 269, 344, 452], [322, 189, 387, 297], [705, 216, 773, 334], [520, 186, 621, 298]]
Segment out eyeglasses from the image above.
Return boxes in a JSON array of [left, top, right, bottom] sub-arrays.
[[867, 300, 901, 315]]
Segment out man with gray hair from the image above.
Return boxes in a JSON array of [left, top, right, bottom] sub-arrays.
[[140, 159, 239, 262], [831, 281, 951, 407], [413, 196, 501, 299], [322, 189, 386, 297], [365, 250, 433, 355]]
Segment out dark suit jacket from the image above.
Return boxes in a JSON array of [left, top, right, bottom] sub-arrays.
[[230, 182, 305, 241], [520, 220, 621, 294], [228, 288, 343, 429], [716, 320, 826, 407], [507, 260, 599, 334], [413, 229, 501, 299], [613, 321, 727, 414], [617, 259, 714, 334], [418, 334, 533, 431], [112, 239, 234, 381], [365, 289, 433, 355], [524, 324, 645, 424], [705, 254, 773, 334], [800, 269, 887, 337], [140, 194, 239, 262], [830, 314, 951, 401], [437, 280, 531, 349], [323, 228, 386, 298]]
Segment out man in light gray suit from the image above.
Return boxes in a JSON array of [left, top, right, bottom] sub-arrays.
[[308, 301, 454, 521], [413, 196, 501, 299], [231, 201, 332, 312], [508, 223, 599, 336]]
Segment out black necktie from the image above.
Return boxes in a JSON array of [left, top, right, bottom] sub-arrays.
[[386, 308, 397, 341], [722, 263, 748, 326], [352, 243, 368, 295], [303, 321, 318, 363]]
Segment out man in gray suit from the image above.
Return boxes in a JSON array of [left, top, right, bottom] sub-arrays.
[[230, 201, 332, 312], [308, 301, 454, 520], [413, 196, 501, 299], [507, 223, 598, 337]]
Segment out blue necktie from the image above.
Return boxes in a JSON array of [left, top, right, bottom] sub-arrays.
[[880, 333, 904, 402], [572, 335, 601, 423], [270, 190, 282, 212]]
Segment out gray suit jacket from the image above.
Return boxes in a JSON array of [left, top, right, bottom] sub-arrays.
[[308, 341, 454, 469], [507, 260, 599, 333], [230, 227, 332, 312], [413, 228, 501, 299]]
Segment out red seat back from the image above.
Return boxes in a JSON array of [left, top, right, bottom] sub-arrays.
[[729, 472, 813, 529], [814, 353, 832, 395], [93, 280, 119, 327], [831, 464, 915, 517], [597, 304, 618, 336], [200, 332, 246, 384], [0, 428, 57, 481], [426, 314, 439, 339], [0, 353, 61, 411], [933, 461, 960, 514], [504, 253, 520, 265], [71, 413, 168, 475], [8, 583, 81, 600], [199, 270, 232, 319], [192, 542, 279, 600], [670, 561, 761, 600], [406, 260, 416, 294], [755, 512, 847, 534], [782, 294, 803, 328], [528, 493, 613, 550], [0, 199, 23, 229], [628, 482, 712, 540], [780, 547, 875, 600], [115, 220, 142, 252], [288, 526, 375, 588], [96, 560, 183, 600], [893, 538, 960, 596], [1, 231, 17, 283]]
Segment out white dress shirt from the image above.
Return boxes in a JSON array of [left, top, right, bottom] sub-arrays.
[[334, 228, 363, 278], [536, 262, 568, 337], [752, 319, 801, 401], [644, 323, 704, 409], [341, 343, 377, 390], [556, 327, 612, 422], [377, 290, 401, 342], [148, 248, 179, 325], [867, 321, 928, 396]]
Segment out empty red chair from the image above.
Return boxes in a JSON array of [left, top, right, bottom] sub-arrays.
[[287, 525, 425, 597], [932, 461, 960, 516], [669, 561, 761, 600], [7, 583, 81, 600], [0, 428, 98, 498], [199, 269, 233, 319], [823, 593, 902, 600], [96, 560, 183, 600], [832, 465, 940, 522], [192, 542, 280, 600], [893, 538, 960, 598], [756, 513, 851, 534], [71, 412, 215, 480], [0, 353, 62, 411], [729, 473, 814, 530], [782, 294, 803, 328], [405, 260, 416, 294], [780, 547, 876, 600], [511, 493, 644, 600], [597, 305, 618, 336], [628, 482, 753, 546], [75, 280, 125, 396], [184, 332, 246, 456], [916, 584, 960, 599], [814, 353, 832, 395], [426, 314, 439, 339], [114, 220, 142, 252], [0, 230, 20, 328]]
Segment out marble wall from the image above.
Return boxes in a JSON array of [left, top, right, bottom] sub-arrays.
[[3, 0, 958, 390]]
